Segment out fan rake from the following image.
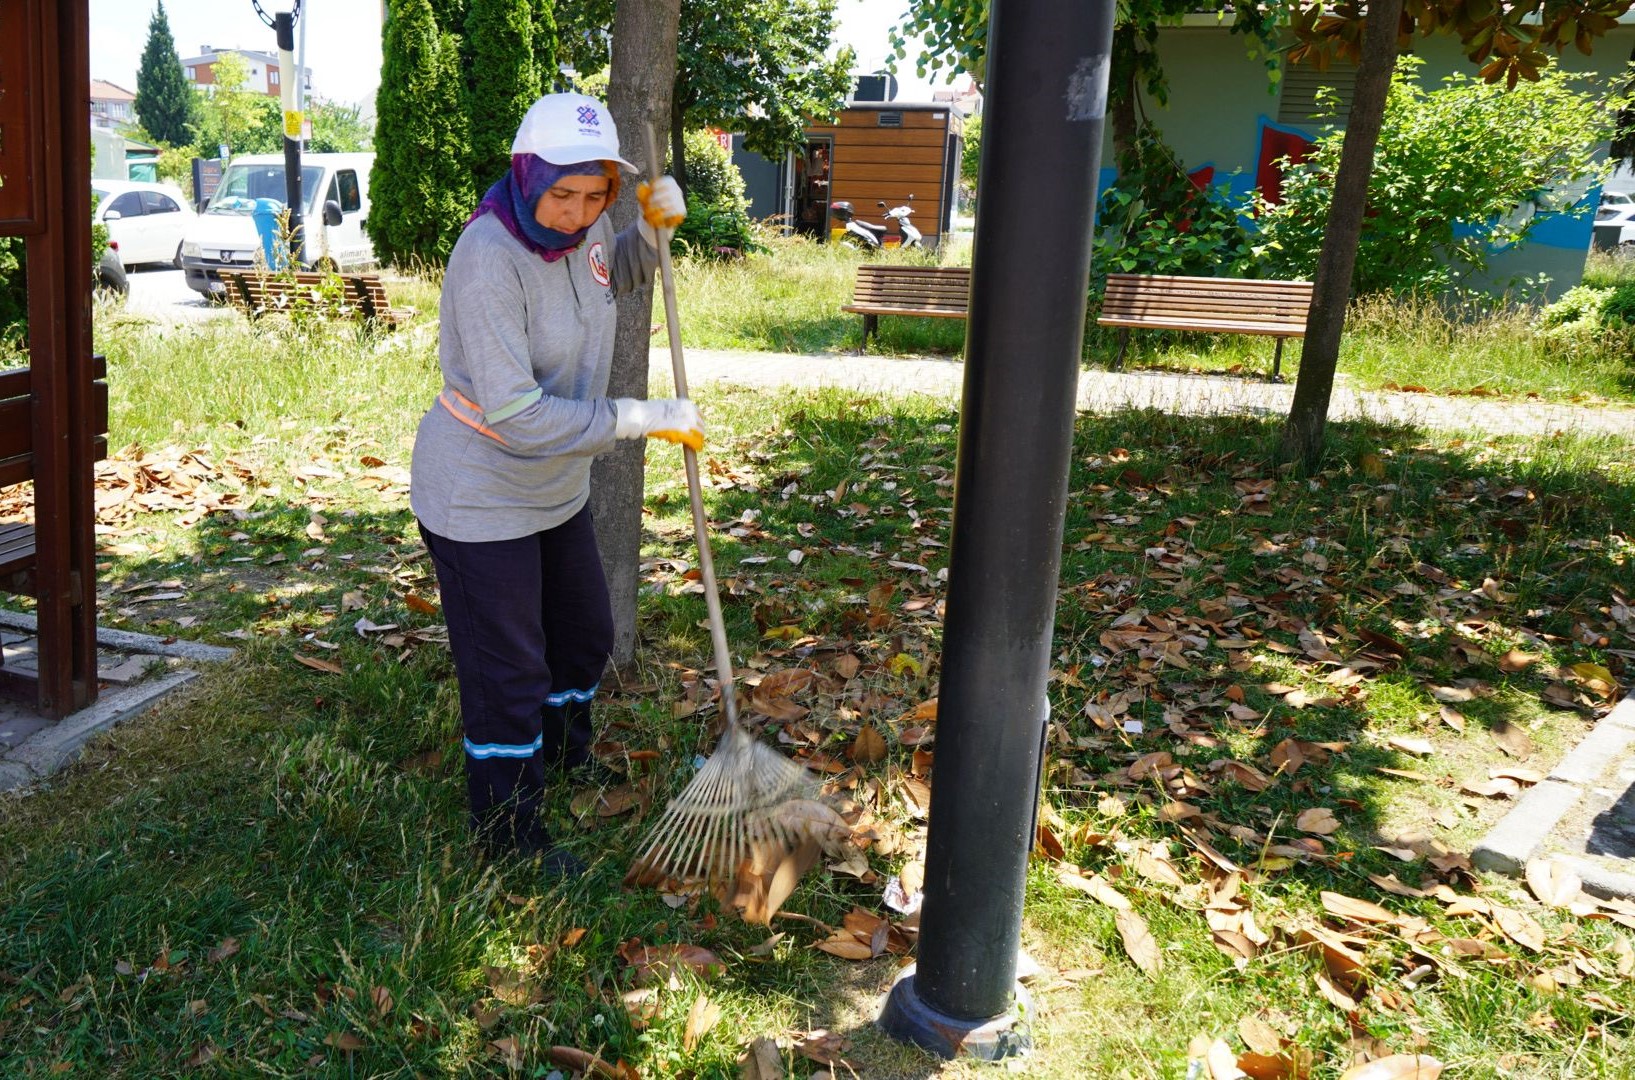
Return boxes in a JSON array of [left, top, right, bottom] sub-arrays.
[[626, 126, 818, 887]]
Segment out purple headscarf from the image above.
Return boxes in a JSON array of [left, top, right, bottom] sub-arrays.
[[468, 154, 616, 262]]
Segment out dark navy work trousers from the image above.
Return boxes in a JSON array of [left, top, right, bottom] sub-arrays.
[[419, 504, 613, 851]]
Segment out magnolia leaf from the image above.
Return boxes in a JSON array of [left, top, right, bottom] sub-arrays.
[[1387, 736, 1434, 757], [682, 994, 723, 1052], [1437, 705, 1465, 732], [1489, 905, 1547, 952], [1208, 1037, 1249, 1079], [545, 1045, 634, 1079], [1320, 891, 1395, 925], [1238, 1016, 1283, 1057], [1314, 968, 1357, 1012], [1058, 868, 1131, 910], [848, 724, 888, 764], [1489, 721, 1535, 758], [1296, 808, 1341, 835], [1523, 856, 1576, 908], [739, 1036, 786, 1079], [1338, 1054, 1444, 1079], [1115, 909, 1162, 976]]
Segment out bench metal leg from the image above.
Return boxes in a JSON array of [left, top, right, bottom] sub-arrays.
[[1269, 338, 1285, 383], [1110, 328, 1129, 372], [860, 313, 878, 353]]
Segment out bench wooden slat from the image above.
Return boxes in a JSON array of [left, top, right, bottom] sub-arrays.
[[0, 521, 36, 578], [220, 270, 411, 328], [1097, 273, 1312, 381], [0, 355, 111, 599], [845, 264, 972, 347]]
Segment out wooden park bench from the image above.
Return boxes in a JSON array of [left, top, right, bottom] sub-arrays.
[[842, 264, 971, 349], [0, 356, 109, 703], [1097, 273, 1314, 382], [220, 270, 413, 329]]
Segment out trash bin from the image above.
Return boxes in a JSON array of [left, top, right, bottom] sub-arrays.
[[251, 198, 287, 270]]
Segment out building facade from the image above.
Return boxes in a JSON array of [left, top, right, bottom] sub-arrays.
[[177, 46, 311, 98]]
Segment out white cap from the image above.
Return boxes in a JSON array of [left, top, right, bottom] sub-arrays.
[[510, 93, 637, 173]]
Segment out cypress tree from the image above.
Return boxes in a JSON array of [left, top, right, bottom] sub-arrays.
[[368, 0, 473, 266], [133, 1, 193, 146], [465, 0, 539, 192], [533, 0, 558, 94]]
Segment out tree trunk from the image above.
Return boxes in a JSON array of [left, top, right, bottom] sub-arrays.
[[1278, 0, 1403, 472], [591, 0, 680, 667], [1108, 24, 1140, 168], [669, 93, 688, 197]]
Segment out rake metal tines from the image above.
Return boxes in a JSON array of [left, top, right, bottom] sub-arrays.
[[627, 723, 820, 886]]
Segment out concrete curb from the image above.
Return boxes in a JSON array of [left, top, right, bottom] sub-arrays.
[[0, 609, 236, 664], [1472, 697, 1635, 884], [0, 669, 198, 794]]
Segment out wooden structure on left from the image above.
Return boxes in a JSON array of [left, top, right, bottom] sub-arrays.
[[0, 0, 99, 719]]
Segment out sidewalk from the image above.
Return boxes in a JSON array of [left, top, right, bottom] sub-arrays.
[[0, 611, 234, 796], [668, 347, 1635, 439]]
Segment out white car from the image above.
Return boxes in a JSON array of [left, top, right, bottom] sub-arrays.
[[1594, 190, 1635, 248], [179, 152, 376, 297], [92, 180, 196, 269]]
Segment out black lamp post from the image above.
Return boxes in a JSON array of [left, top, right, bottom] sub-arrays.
[[274, 10, 304, 265], [876, 0, 1116, 1060]]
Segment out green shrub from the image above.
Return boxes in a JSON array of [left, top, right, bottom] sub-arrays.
[[1091, 123, 1260, 298], [1602, 282, 1635, 326], [670, 128, 757, 259], [1255, 57, 1616, 296]]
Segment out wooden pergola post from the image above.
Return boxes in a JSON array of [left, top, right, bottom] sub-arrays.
[[0, 0, 98, 719]]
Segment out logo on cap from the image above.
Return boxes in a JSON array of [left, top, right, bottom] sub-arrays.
[[577, 106, 599, 126]]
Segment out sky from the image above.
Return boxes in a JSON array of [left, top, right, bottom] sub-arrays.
[[89, 1, 964, 112]]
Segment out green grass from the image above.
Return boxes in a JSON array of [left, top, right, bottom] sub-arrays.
[[1581, 250, 1635, 289], [2, 282, 1634, 1076], [669, 233, 1635, 404]]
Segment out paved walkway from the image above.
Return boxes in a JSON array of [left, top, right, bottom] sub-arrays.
[[671, 347, 1635, 439], [0, 613, 233, 796]]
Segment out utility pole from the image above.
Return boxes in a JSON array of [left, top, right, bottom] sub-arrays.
[[273, 7, 304, 264], [876, 0, 1115, 1062]]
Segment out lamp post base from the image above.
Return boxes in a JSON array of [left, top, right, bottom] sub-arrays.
[[876, 964, 1033, 1061]]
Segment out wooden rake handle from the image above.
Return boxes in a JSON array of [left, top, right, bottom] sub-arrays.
[[644, 124, 739, 730]]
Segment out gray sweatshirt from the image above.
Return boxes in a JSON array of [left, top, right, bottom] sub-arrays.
[[410, 212, 656, 541]]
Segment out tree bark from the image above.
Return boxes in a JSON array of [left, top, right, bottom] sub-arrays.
[[1108, 24, 1140, 169], [1278, 0, 1403, 472], [591, 0, 680, 667], [669, 92, 689, 198]]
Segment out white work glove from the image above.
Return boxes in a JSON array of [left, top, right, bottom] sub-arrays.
[[636, 176, 687, 249], [613, 397, 704, 451]]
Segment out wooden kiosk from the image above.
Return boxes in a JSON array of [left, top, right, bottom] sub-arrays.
[[796, 102, 965, 248], [0, 0, 101, 719]]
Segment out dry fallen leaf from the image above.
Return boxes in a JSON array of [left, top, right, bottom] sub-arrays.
[[1115, 909, 1162, 977], [1386, 736, 1434, 757], [739, 1036, 785, 1079], [1489, 721, 1535, 758], [1338, 1054, 1444, 1079], [1320, 892, 1395, 925], [1058, 868, 1131, 910], [1296, 808, 1341, 836], [1208, 1037, 1249, 1079], [1525, 859, 1583, 909], [682, 993, 722, 1052]]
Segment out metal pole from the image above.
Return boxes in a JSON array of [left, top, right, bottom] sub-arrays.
[[275, 11, 304, 265], [877, 0, 1115, 1061]]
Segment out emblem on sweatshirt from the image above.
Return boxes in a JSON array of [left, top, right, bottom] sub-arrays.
[[587, 241, 610, 286]]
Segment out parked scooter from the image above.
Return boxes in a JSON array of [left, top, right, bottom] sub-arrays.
[[877, 194, 923, 249], [830, 200, 888, 249]]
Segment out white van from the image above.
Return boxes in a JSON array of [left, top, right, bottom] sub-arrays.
[[180, 152, 376, 296]]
